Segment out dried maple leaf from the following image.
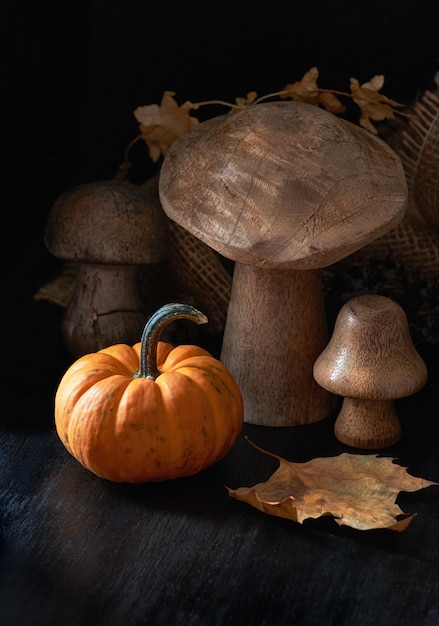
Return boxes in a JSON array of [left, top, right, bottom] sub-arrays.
[[133, 90, 199, 161], [227, 439, 438, 531], [280, 67, 346, 114], [350, 75, 405, 134]]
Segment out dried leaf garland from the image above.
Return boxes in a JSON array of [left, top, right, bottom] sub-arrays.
[[227, 439, 438, 532], [280, 66, 346, 113], [118, 66, 410, 178]]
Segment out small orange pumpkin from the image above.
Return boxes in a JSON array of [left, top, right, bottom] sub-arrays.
[[54, 303, 244, 483]]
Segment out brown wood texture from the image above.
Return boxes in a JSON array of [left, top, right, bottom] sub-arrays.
[[61, 263, 151, 357], [159, 102, 408, 271], [220, 264, 336, 426], [314, 295, 428, 448], [334, 397, 403, 448]]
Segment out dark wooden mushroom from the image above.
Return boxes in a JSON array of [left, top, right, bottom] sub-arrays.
[[45, 179, 170, 357], [313, 294, 428, 448], [159, 101, 408, 426]]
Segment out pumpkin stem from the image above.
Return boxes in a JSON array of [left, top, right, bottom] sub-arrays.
[[136, 302, 208, 380]]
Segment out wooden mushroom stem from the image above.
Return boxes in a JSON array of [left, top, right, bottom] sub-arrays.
[[334, 397, 402, 449], [220, 263, 337, 426]]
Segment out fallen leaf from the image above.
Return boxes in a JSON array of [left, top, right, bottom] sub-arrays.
[[227, 439, 438, 531]]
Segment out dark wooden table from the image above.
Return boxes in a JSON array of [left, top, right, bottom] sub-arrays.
[[1, 243, 439, 626]]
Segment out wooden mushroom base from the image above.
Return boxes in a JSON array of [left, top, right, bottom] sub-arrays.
[[333, 398, 402, 449], [61, 263, 159, 357]]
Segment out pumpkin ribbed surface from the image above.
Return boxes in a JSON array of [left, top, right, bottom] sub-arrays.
[[54, 304, 244, 483]]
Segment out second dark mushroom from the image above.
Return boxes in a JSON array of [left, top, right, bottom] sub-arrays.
[[45, 179, 170, 357]]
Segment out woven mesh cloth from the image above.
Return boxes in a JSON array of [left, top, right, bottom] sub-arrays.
[[166, 221, 231, 334], [347, 218, 439, 277], [142, 176, 232, 335]]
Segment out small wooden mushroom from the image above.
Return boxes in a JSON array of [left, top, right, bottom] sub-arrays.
[[159, 101, 408, 426], [313, 294, 428, 449], [45, 180, 170, 357]]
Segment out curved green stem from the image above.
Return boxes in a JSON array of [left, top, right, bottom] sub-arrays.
[[135, 303, 208, 380]]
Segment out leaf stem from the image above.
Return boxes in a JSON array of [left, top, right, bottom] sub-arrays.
[[190, 99, 241, 111], [244, 436, 285, 462]]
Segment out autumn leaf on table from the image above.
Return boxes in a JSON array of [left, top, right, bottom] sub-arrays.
[[133, 90, 199, 162], [227, 440, 438, 532], [350, 74, 405, 134]]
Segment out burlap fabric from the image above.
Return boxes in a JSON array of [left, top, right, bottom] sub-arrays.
[[349, 72, 439, 278]]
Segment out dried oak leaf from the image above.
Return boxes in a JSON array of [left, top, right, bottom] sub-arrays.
[[227, 441, 438, 531], [350, 74, 404, 134], [133, 90, 199, 161], [281, 66, 346, 114]]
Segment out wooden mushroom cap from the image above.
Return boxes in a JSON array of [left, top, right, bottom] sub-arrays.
[[159, 101, 407, 270], [313, 294, 428, 400], [45, 180, 170, 264]]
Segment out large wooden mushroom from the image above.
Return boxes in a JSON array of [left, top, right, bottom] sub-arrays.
[[45, 180, 170, 357], [158, 102, 408, 426]]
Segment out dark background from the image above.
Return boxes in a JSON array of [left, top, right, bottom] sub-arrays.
[[3, 0, 439, 281]]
